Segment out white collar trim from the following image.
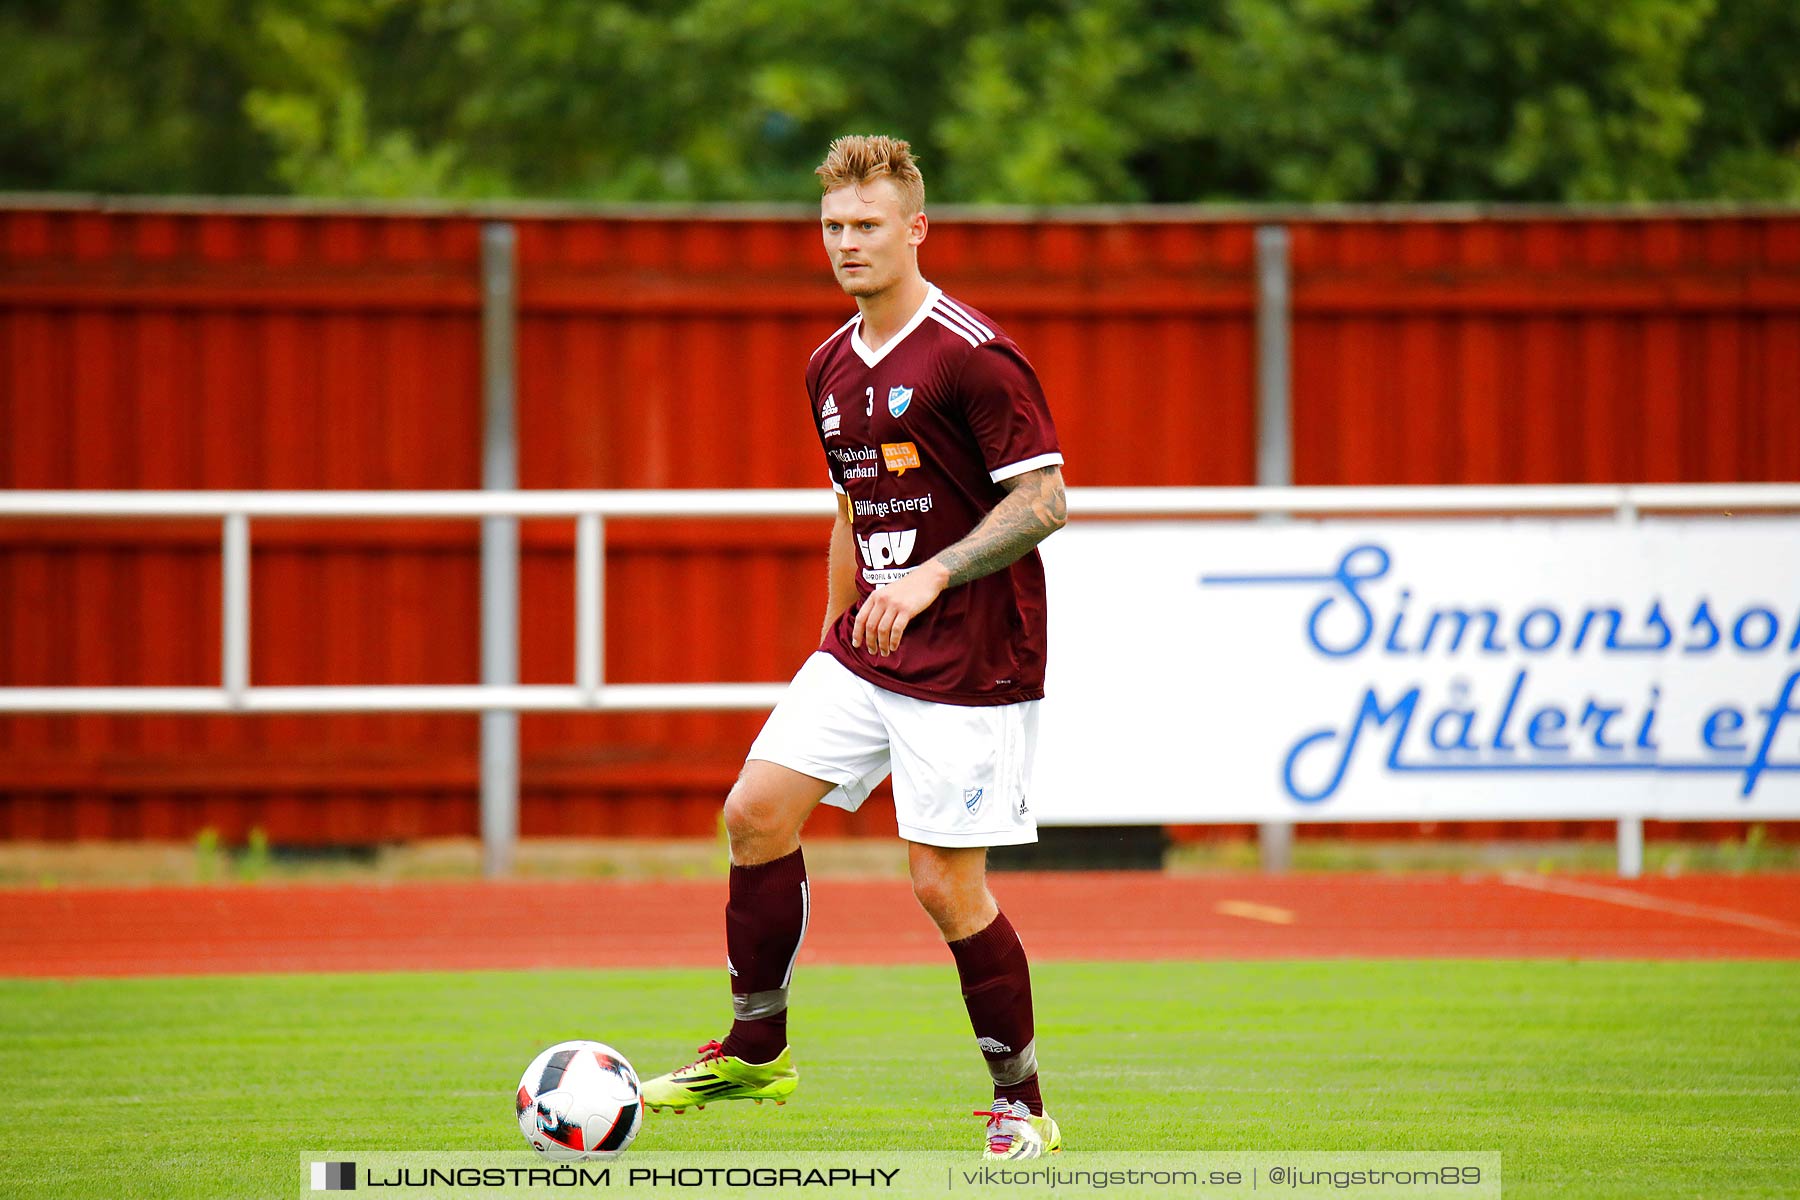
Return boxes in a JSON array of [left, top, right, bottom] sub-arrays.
[[850, 283, 941, 368]]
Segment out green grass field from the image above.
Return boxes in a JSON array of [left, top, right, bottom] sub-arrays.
[[2, 961, 1795, 1199]]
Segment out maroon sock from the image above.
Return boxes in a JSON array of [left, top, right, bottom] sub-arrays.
[[948, 910, 1043, 1115], [717, 848, 809, 1064]]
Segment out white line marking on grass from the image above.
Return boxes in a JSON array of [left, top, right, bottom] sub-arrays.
[[1500, 873, 1800, 941], [1215, 900, 1295, 926]]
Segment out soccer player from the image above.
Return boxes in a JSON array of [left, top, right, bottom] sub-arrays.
[[639, 135, 1067, 1160]]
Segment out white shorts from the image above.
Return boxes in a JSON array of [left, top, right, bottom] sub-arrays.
[[747, 652, 1040, 848]]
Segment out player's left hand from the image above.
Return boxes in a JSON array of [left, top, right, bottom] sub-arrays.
[[852, 560, 950, 656]]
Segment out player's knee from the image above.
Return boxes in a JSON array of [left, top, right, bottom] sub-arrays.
[[721, 782, 765, 846], [910, 865, 962, 924], [722, 777, 796, 852]]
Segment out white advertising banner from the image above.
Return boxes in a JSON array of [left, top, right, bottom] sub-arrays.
[[1033, 519, 1800, 824]]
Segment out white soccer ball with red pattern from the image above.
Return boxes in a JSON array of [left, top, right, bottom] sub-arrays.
[[516, 1040, 643, 1160]]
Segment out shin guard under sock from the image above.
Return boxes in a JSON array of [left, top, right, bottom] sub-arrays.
[[718, 848, 809, 1063], [948, 910, 1043, 1115]]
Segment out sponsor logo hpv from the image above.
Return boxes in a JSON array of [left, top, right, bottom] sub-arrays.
[[856, 528, 919, 586], [857, 529, 917, 571]]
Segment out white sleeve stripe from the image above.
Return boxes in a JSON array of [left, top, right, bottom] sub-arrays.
[[930, 300, 989, 344], [928, 311, 981, 347], [938, 296, 994, 340], [989, 452, 1064, 484], [809, 314, 861, 361]]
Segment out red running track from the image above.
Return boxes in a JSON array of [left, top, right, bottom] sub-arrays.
[[2, 873, 1798, 978]]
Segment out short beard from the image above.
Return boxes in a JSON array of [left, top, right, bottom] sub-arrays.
[[837, 271, 889, 298], [835, 260, 892, 296]]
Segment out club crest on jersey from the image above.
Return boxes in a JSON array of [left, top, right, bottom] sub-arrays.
[[887, 385, 913, 418], [964, 787, 984, 814]]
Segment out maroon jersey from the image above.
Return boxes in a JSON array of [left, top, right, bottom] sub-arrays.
[[805, 285, 1063, 706]]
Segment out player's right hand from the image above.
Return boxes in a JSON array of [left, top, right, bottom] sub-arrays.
[[851, 561, 949, 656]]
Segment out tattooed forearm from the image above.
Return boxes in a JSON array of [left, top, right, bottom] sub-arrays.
[[935, 466, 1068, 588]]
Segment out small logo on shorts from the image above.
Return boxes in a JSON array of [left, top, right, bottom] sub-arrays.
[[964, 787, 984, 813]]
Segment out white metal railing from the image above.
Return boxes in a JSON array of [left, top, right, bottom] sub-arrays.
[[7, 483, 1799, 881], [4, 483, 1800, 715]]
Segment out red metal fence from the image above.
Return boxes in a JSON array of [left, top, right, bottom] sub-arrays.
[[3, 203, 1797, 843]]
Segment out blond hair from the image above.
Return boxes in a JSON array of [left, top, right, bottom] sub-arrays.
[[815, 135, 925, 216]]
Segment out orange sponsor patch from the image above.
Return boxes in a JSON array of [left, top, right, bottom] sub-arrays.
[[881, 441, 921, 475]]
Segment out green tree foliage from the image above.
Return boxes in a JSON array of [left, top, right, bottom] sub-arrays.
[[3, 0, 1796, 203], [0, 0, 281, 193]]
